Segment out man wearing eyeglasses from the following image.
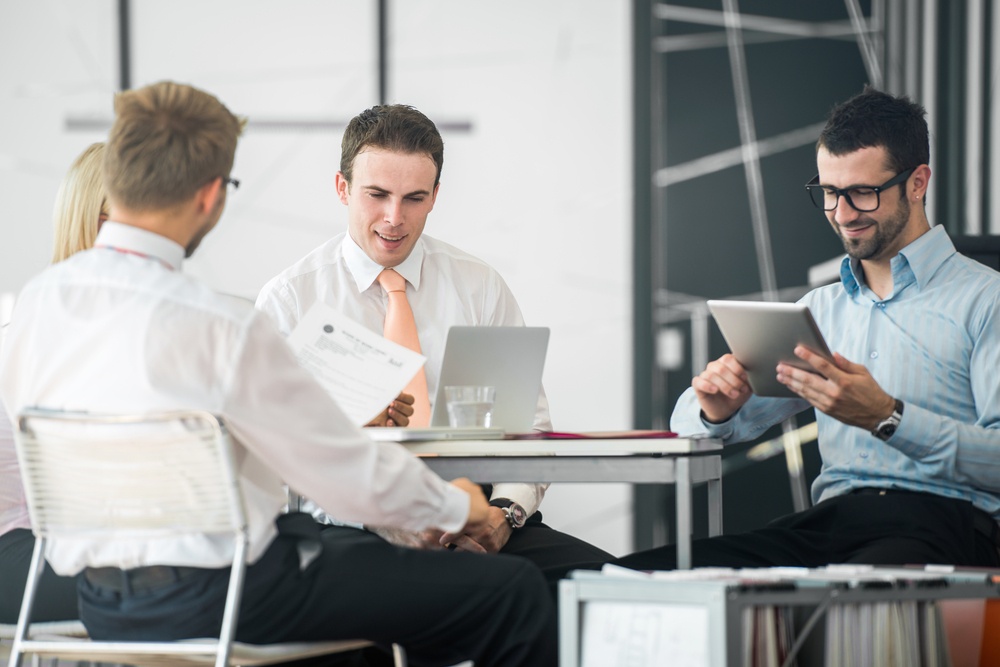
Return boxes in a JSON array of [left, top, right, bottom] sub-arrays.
[[608, 86, 1000, 572]]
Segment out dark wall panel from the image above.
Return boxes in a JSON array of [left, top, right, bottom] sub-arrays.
[[635, 0, 873, 548]]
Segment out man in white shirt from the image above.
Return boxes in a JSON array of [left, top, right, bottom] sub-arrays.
[[0, 81, 556, 666], [256, 104, 612, 578]]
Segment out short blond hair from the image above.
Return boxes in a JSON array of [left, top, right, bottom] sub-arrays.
[[52, 142, 107, 263], [104, 81, 244, 211]]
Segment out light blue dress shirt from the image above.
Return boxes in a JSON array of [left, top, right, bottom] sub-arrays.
[[671, 226, 1000, 518]]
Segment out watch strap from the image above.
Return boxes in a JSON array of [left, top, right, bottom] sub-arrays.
[[871, 398, 904, 440]]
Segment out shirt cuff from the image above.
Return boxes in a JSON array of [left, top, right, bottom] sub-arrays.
[[882, 400, 936, 459], [490, 482, 547, 517], [437, 482, 474, 535]]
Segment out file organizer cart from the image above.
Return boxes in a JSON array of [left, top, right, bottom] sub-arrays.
[[559, 568, 1000, 667]]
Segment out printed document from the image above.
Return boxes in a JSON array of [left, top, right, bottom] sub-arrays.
[[286, 303, 425, 426]]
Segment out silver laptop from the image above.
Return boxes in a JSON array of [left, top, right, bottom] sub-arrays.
[[429, 326, 549, 431], [366, 326, 549, 442]]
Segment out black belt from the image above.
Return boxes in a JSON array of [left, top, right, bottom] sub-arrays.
[[850, 487, 1000, 547], [83, 565, 210, 595]]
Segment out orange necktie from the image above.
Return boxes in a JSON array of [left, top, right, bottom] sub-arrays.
[[377, 269, 431, 427]]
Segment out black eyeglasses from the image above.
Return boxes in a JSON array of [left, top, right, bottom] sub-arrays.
[[221, 176, 240, 190], [805, 167, 915, 212]]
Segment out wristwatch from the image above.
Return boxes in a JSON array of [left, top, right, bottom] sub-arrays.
[[489, 498, 528, 529], [871, 398, 904, 441]]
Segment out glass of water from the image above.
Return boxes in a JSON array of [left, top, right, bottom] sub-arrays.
[[444, 386, 496, 428]]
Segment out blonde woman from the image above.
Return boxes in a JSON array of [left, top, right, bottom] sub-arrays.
[[51, 142, 108, 262], [0, 142, 106, 622]]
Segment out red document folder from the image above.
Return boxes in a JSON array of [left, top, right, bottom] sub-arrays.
[[507, 430, 678, 440]]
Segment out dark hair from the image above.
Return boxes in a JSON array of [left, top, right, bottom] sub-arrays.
[[340, 104, 444, 186], [817, 86, 929, 173]]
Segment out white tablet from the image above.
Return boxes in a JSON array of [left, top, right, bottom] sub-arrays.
[[706, 300, 833, 398]]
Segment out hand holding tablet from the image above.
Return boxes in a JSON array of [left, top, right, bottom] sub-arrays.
[[706, 300, 833, 399]]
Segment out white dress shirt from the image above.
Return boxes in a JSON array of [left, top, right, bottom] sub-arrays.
[[0, 319, 29, 536], [0, 222, 470, 575], [256, 232, 550, 515], [0, 397, 27, 536]]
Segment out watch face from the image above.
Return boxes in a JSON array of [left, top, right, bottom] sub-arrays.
[[507, 503, 527, 528], [873, 405, 902, 441], [880, 424, 897, 438]]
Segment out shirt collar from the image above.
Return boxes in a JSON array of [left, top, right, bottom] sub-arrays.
[[895, 225, 953, 289], [838, 225, 952, 297], [93, 221, 185, 271], [342, 233, 426, 292]]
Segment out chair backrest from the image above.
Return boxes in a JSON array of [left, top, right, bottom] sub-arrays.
[[16, 409, 246, 542], [11, 409, 249, 667], [952, 234, 1000, 271]]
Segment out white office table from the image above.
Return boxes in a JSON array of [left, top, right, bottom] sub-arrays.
[[400, 435, 723, 569]]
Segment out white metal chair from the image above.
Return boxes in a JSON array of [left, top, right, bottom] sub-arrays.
[[1, 620, 87, 667], [8, 408, 405, 667]]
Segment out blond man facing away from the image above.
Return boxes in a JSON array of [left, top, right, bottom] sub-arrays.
[[0, 82, 557, 666]]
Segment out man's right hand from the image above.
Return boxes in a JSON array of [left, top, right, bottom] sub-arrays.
[[692, 353, 752, 423], [450, 477, 490, 532], [364, 392, 415, 427], [376, 480, 490, 551]]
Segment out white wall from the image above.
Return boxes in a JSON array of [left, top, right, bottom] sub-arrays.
[[0, 0, 634, 555]]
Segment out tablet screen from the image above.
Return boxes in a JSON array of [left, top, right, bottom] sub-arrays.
[[706, 300, 832, 398]]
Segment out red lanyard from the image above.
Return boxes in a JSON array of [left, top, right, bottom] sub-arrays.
[[95, 245, 175, 271]]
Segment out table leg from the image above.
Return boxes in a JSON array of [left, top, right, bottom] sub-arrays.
[[675, 457, 692, 569], [707, 477, 723, 537], [558, 580, 580, 667]]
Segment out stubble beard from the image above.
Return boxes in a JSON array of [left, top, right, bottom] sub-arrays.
[[185, 195, 225, 258], [837, 194, 910, 261]]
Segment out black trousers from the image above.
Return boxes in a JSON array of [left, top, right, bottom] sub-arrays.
[[78, 515, 558, 667], [0, 528, 79, 623], [480, 484, 614, 587], [499, 519, 613, 588], [607, 490, 1000, 572]]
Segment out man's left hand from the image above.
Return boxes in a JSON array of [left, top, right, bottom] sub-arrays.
[[777, 346, 896, 431], [438, 507, 513, 553]]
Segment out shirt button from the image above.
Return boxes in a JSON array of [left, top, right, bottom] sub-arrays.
[[870, 351, 878, 359], [877, 303, 886, 309], [860, 452, 869, 458]]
